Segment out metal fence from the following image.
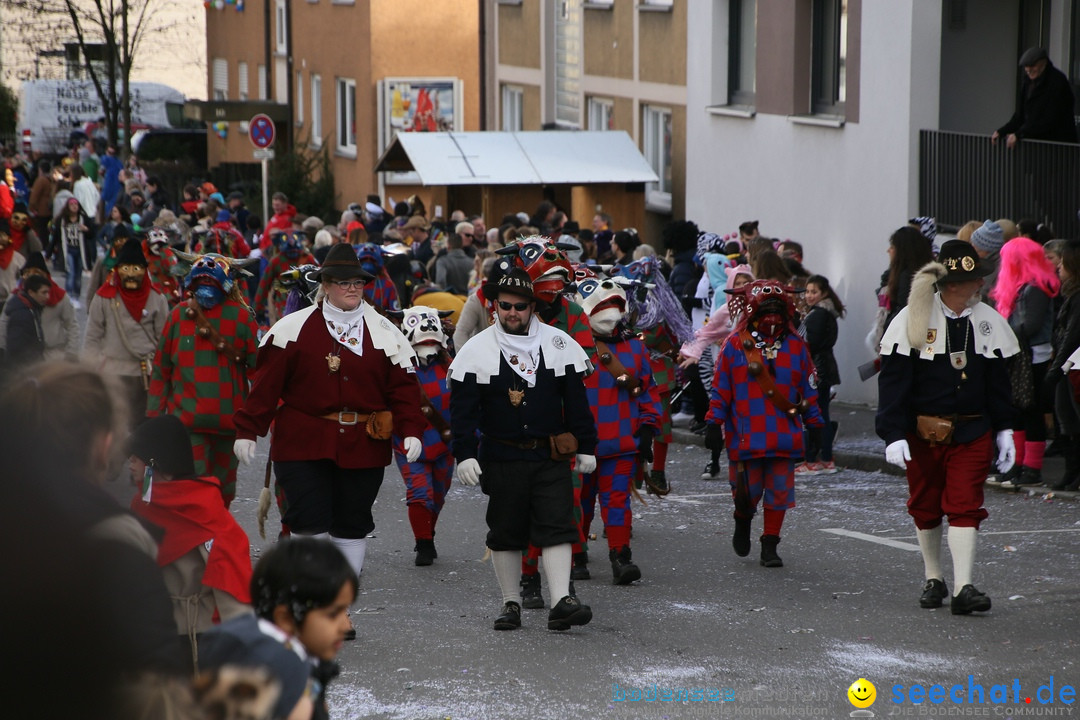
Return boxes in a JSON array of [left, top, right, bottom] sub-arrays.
[[919, 129, 1080, 239]]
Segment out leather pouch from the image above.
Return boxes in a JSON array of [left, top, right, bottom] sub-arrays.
[[549, 432, 578, 461], [366, 410, 394, 440], [916, 415, 954, 445]]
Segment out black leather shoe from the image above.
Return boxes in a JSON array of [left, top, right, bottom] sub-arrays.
[[571, 551, 591, 580], [919, 578, 948, 608], [759, 534, 783, 567], [646, 469, 671, 496], [701, 461, 720, 480], [732, 514, 752, 557], [494, 601, 522, 630], [414, 539, 436, 566], [548, 595, 592, 630], [609, 546, 642, 585], [950, 584, 991, 615], [519, 573, 544, 609]]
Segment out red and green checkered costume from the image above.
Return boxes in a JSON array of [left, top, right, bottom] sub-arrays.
[[636, 323, 679, 441], [254, 251, 316, 322], [143, 242, 182, 305], [148, 299, 259, 506]]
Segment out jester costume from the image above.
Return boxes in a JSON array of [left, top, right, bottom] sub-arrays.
[[705, 279, 823, 568], [390, 306, 456, 566], [255, 231, 315, 324], [143, 227, 181, 304], [148, 253, 260, 506], [357, 242, 402, 312], [612, 257, 695, 495], [575, 268, 662, 584]]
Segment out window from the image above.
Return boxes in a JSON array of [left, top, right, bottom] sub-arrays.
[[640, 0, 673, 8], [811, 0, 846, 116], [502, 85, 523, 131], [238, 62, 249, 101], [295, 71, 304, 127], [553, 0, 581, 127], [311, 74, 322, 146], [275, 0, 287, 54], [728, 0, 756, 106], [642, 105, 672, 211], [212, 58, 228, 100], [336, 78, 356, 154], [587, 97, 613, 130], [258, 65, 267, 100]]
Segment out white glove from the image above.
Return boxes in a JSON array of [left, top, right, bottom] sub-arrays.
[[456, 458, 482, 486], [233, 438, 257, 465], [885, 439, 911, 469], [995, 430, 1015, 474], [574, 454, 597, 475], [403, 436, 422, 463]]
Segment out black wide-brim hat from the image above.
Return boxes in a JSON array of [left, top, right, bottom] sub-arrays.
[[482, 266, 536, 303], [937, 239, 993, 282], [312, 243, 375, 281]]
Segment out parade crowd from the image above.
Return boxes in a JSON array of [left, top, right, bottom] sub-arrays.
[[1, 146, 1077, 719]]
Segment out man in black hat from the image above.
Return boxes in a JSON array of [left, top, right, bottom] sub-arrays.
[[233, 242, 427, 581], [877, 240, 1019, 616], [448, 267, 598, 632], [83, 238, 170, 428], [993, 47, 1077, 147]]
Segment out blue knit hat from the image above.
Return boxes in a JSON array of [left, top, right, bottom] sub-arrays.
[[970, 220, 1005, 254]]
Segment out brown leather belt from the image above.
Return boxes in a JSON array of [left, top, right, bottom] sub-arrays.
[[488, 436, 544, 450], [321, 410, 362, 426]]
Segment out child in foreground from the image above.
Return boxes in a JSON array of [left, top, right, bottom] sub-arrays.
[[199, 537, 356, 720]]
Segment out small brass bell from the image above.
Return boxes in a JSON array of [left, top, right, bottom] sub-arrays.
[[765, 389, 774, 397], [216, 341, 226, 351], [421, 406, 433, 417], [600, 353, 612, 365], [747, 361, 762, 376], [197, 326, 210, 337], [742, 338, 753, 350], [631, 386, 643, 397], [185, 308, 196, 319]]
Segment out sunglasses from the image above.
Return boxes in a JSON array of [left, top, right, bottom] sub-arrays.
[[497, 301, 530, 311], [333, 280, 365, 290]]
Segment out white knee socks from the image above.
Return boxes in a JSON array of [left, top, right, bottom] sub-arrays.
[[330, 536, 368, 578], [916, 526, 943, 581], [542, 543, 572, 603], [947, 526, 978, 594], [491, 550, 521, 605]]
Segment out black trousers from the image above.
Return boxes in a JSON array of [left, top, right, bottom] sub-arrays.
[[481, 459, 579, 551], [274, 459, 384, 538]]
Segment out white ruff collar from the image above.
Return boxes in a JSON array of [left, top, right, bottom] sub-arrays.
[[323, 300, 366, 356], [495, 315, 542, 387], [449, 319, 592, 385]]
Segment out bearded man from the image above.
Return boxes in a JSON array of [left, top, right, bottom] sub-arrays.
[[449, 268, 598, 632]]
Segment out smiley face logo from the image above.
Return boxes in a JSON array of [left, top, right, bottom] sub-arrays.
[[847, 678, 876, 709]]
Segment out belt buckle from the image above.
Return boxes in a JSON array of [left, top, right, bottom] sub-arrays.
[[338, 411, 359, 426]]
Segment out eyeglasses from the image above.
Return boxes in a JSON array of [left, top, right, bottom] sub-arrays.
[[333, 280, 365, 290], [462, 233, 474, 238], [497, 301, 530, 312]]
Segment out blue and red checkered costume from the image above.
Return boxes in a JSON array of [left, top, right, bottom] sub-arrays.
[[392, 356, 454, 542], [579, 335, 662, 552], [707, 331, 823, 517], [364, 270, 401, 313]]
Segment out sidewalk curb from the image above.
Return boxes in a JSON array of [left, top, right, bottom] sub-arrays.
[[670, 427, 1079, 501]]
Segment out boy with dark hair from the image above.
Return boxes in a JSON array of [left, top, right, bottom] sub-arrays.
[[199, 537, 356, 720]]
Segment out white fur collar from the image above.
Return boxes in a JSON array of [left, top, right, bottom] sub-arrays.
[[880, 296, 1019, 360]]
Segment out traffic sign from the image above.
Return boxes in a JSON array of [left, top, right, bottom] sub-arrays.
[[249, 113, 276, 149], [253, 148, 276, 160]]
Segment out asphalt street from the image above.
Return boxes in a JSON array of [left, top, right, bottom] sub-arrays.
[[206, 435, 1080, 720]]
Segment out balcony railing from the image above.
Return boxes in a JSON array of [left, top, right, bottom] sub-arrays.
[[919, 129, 1079, 239]]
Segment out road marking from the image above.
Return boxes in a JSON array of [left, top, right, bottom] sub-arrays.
[[663, 493, 728, 506], [820, 528, 921, 551], [888, 528, 1080, 539]]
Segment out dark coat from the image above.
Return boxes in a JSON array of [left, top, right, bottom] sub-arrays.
[[997, 63, 1078, 143], [804, 301, 841, 388], [3, 292, 45, 367]]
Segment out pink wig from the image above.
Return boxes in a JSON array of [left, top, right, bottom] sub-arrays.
[[991, 237, 1060, 319]]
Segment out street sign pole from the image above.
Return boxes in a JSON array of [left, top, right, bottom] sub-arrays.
[[248, 113, 276, 231]]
